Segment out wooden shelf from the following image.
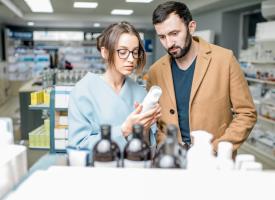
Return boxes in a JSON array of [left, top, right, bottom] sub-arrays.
[[258, 115, 275, 125], [246, 77, 275, 85]]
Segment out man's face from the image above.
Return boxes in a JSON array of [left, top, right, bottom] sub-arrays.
[[155, 13, 192, 59]]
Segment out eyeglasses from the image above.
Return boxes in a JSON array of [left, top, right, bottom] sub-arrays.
[[116, 49, 142, 59]]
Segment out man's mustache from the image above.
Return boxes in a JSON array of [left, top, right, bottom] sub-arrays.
[[168, 45, 181, 51]]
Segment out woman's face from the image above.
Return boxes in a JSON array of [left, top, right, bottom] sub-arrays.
[[113, 33, 140, 76]]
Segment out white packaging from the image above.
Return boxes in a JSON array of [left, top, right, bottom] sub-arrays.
[[216, 141, 234, 170], [141, 85, 162, 113], [0, 145, 27, 199], [187, 130, 216, 170], [0, 118, 14, 145], [235, 154, 255, 170]]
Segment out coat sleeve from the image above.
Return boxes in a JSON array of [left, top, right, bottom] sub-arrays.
[[212, 53, 257, 152], [68, 88, 101, 150]]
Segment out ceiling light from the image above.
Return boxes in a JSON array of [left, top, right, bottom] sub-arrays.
[[27, 22, 34, 26], [24, 0, 53, 13], [73, 2, 98, 8], [111, 9, 133, 15], [126, 0, 153, 3], [93, 23, 100, 27]]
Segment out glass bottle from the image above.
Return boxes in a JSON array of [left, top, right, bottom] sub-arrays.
[[123, 124, 151, 168], [92, 124, 121, 167], [153, 125, 183, 168]]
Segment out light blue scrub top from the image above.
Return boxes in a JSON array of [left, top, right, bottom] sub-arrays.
[[68, 72, 155, 151]]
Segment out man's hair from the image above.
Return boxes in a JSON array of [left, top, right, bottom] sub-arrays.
[[97, 21, 146, 72], [152, 1, 193, 26]]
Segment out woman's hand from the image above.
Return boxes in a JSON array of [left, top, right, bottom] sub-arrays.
[[121, 102, 161, 137]]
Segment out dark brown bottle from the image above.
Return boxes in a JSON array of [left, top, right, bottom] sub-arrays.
[[123, 124, 151, 168], [153, 124, 186, 168], [92, 124, 121, 167]]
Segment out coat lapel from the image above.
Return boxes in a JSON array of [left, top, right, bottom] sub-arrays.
[[160, 55, 177, 108], [190, 37, 212, 105]]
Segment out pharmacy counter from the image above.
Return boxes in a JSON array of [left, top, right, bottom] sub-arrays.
[[5, 163, 275, 200]]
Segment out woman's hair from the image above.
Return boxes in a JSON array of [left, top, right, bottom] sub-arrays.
[[97, 21, 146, 73], [152, 1, 192, 26]]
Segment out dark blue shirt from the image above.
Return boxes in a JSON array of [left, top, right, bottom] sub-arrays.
[[171, 58, 196, 144]]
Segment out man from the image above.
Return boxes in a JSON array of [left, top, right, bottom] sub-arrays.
[[146, 1, 257, 155]]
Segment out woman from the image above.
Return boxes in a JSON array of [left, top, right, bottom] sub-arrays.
[[68, 21, 161, 150]]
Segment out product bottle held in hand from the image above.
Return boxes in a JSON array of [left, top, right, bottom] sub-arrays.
[[92, 124, 121, 167], [141, 85, 162, 113], [123, 124, 151, 168], [153, 124, 186, 168]]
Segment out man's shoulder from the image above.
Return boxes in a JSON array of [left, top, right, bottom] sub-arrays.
[[149, 54, 170, 72], [209, 43, 233, 58]]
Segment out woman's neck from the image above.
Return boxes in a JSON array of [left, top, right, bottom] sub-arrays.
[[103, 68, 125, 94]]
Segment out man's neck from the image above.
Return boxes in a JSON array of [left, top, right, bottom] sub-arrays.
[[175, 39, 199, 70]]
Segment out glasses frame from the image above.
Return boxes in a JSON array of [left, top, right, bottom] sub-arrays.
[[116, 49, 143, 59]]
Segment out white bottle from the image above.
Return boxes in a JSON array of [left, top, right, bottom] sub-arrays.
[[141, 86, 162, 113], [187, 130, 216, 170], [216, 141, 234, 170], [240, 162, 263, 171], [0, 118, 14, 145], [235, 154, 255, 170]]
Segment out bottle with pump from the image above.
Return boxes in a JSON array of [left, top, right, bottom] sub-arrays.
[[153, 125, 184, 168], [123, 124, 151, 168], [187, 130, 216, 170], [141, 85, 162, 113], [92, 124, 121, 167]]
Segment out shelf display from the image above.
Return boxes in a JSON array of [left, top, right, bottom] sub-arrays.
[[239, 21, 275, 168]]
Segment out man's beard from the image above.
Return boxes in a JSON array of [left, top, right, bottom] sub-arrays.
[[167, 32, 192, 59]]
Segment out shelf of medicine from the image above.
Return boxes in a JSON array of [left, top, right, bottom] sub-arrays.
[[258, 115, 275, 125], [246, 77, 275, 85], [240, 60, 275, 64], [241, 142, 275, 168], [29, 104, 49, 110]]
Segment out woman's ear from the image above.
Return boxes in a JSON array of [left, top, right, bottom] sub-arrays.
[[188, 20, 197, 35], [100, 47, 108, 59]]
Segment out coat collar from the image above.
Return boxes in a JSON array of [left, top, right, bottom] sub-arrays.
[[158, 36, 212, 107]]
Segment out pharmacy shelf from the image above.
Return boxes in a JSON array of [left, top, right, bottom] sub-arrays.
[[258, 115, 275, 125], [246, 77, 275, 85], [55, 107, 68, 111], [28, 104, 49, 110], [240, 142, 275, 169], [240, 60, 275, 64]]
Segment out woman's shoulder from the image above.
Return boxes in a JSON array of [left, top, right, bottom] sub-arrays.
[[126, 76, 147, 96]]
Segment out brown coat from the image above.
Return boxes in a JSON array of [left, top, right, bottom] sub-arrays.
[[147, 37, 257, 154]]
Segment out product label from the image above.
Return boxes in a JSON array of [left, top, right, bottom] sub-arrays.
[[123, 159, 151, 168], [93, 161, 118, 168]]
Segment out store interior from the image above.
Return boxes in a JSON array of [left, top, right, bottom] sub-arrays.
[[1, 0, 275, 199]]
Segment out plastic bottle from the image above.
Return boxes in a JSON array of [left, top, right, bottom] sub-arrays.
[[235, 154, 255, 170], [187, 130, 215, 170], [141, 85, 162, 113], [216, 141, 234, 170]]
